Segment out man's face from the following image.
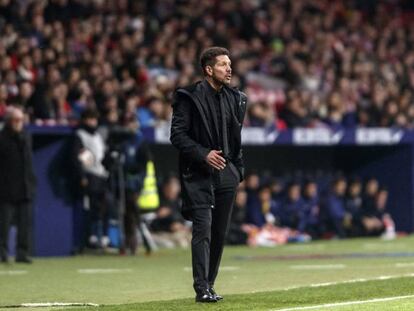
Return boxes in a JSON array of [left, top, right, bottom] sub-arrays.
[[8, 109, 25, 132], [84, 117, 98, 129], [335, 180, 347, 195], [235, 190, 247, 207], [305, 183, 317, 197], [126, 119, 139, 132], [246, 174, 259, 189], [259, 188, 271, 202], [350, 182, 361, 196], [366, 179, 379, 195], [288, 185, 301, 201], [208, 55, 232, 86]]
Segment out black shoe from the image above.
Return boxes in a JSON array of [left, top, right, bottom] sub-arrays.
[[195, 289, 217, 303], [209, 287, 223, 301], [15, 256, 32, 264]]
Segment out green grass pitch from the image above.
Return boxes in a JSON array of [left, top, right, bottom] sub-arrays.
[[2, 236, 414, 310]]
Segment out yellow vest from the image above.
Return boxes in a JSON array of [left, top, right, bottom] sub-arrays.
[[137, 160, 159, 210]]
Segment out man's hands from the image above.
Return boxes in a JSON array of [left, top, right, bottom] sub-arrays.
[[206, 150, 226, 170]]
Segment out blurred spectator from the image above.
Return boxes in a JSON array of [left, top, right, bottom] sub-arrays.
[[360, 178, 395, 239], [361, 178, 382, 236], [226, 188, 248, 245], [246, 184, 279, 227], [344, 177, 363, 236], [279, 91, 310, 127], [0, 106, 36, 264], [71, 108, 111, 249], [376, 187, 396, 240], [151, 175, 191, 248], [325, 177, 347, 238], [0, 84, 8, 119], [298, 180, 320, 238], [244, 171, 260, 217], [269, 178, 284, 202], [276, 181, 303, 228]]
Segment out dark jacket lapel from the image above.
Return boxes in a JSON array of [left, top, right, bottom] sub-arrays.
[[176, 87, 214, 146], [201, 81, 220, 143]]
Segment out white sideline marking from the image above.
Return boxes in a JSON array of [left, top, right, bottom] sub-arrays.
[[183, 266, 239, 272], [270, 295, 414, 311], [395, 263, 414, 268], [0, 270, 27, 275], [280, 273, 414, 291], [19, 302, 99, 307], [77, 268, 132, 274], [290, 264, 346, 270]]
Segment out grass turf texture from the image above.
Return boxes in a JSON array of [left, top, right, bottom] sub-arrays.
[[2, 236, 414, 310]]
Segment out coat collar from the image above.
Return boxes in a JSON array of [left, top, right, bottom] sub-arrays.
[[201, 79, 224, 97], [176, 80, 242, 146], [176, 84, 214, 145]]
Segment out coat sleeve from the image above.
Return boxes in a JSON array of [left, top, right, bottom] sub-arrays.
[[170, 92, 210, 163], [233, 148, 244, 182], [233, 91, 247, 181]]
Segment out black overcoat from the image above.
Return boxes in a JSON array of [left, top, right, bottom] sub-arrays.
[[170, 80, 247, 219], [0, 127, 36, 202]]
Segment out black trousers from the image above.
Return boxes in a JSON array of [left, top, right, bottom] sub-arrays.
[[191, 165, 239, 293], [85, 174, 111, 239], [0, 201, 31, 258]]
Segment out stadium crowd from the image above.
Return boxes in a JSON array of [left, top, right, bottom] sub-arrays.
[[114, 169, 397, 250], [226, 171, 396, 246], [0, 0, 414, 129], [131, 169, 397, 250]]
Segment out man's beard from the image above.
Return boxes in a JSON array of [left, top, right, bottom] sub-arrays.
[[212, 75, 230, 87]]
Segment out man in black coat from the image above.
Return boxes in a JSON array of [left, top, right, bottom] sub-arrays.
[[170, 47, 247, 302], [0, 106, 36, 263]]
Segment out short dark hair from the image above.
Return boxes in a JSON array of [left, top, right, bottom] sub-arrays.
[[81, 108, 99, 120], [200, 46, 230, 74]]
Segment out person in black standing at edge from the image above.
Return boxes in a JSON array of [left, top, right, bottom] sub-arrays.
[[0, 106, 36, 264], [119, 115, 151, 255], [170, 47, 247, 303]]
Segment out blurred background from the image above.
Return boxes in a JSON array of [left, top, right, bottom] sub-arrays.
[[1, 0, 414, 258]]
